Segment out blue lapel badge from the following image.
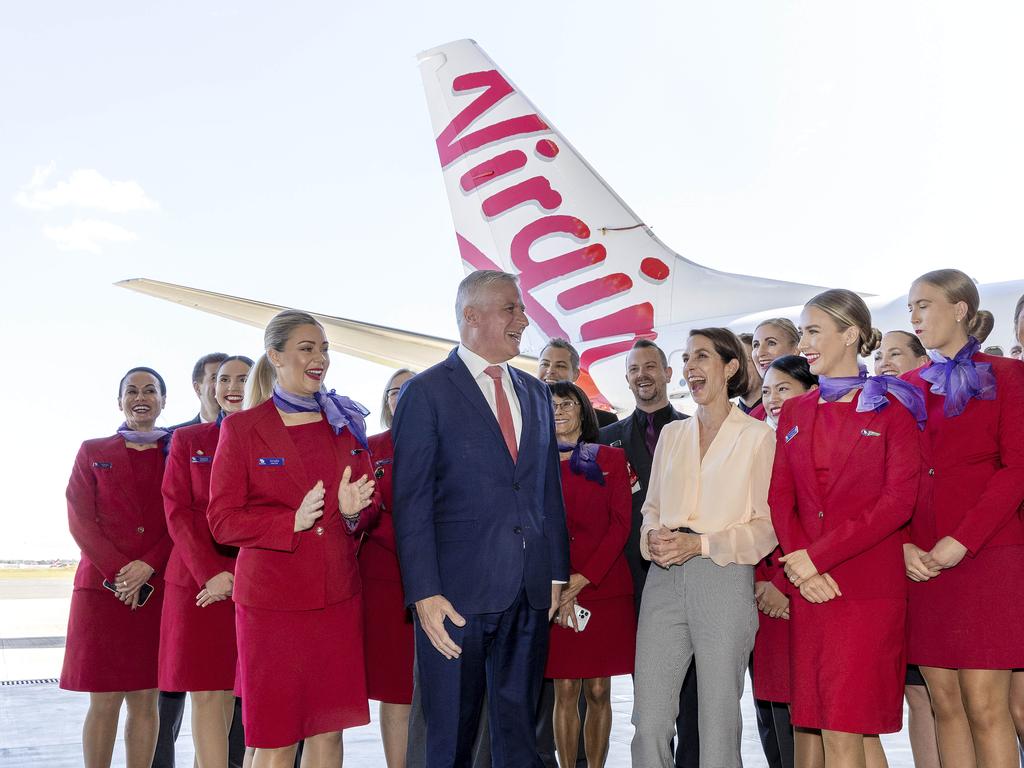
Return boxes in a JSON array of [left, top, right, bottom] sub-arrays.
[[785, 426, 799, 443], [257, 457, 285, 466], [191, 455, 213, 464], [92, 461, 112, 469]]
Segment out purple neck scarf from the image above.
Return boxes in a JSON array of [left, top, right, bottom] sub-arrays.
[[920, 336, 996, 418], [272, 385, 369, 450], [557, 441, 605, 485], [818, 365, 927, 430], [117, 422, 169, 445]]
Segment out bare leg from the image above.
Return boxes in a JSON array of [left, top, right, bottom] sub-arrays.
[[921, 666, 976, 767], [123, 688, 160, 768], [190, 690, 235, 768], [379, 703, 411, 768], [1009, 671, 1024, 753], [863, 735, 888, 768], [905, 684, 941, 768], [821, 730, 869, 768], [252, 743, 298, 768], [298, 731, 342, 768], [581, 677, 611, 768], [959, 668, 1017, 768], [553, 678, 583, 768], [83, 692, 125, 768], [242, 746, 256, 768], [794, 726, 825, 768]]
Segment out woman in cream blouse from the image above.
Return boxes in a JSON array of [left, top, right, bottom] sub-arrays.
[[631, 327, 778, 768]]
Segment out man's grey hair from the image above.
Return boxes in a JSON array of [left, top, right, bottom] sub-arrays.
[[542, 338, 581, 375], [455, 270, 520, 326]]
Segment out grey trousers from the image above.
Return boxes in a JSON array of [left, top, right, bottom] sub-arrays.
[[631, 558, 757, 768]]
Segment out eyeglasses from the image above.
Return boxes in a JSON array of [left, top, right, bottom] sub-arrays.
[[552, 401, 579, 412], [385, 388, 402, 398]]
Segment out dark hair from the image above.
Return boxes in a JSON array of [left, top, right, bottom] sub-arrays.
[[737, 332, 754, 346], [914, 269, 994, 342], [631, 338, 668, 369], [542, 338, 581, 374], [767, 355, 818, 391], [547, 381, 599, 443], [883, 330, 927, 360], [216, 355, 255, 374], [192, 352, 229, 384], [688, 327, 750, 399], [119, 366, 167, 398]]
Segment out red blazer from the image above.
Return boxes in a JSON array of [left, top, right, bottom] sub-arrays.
[[769, 391, 921, 599], [562, 445, 633, 600], [359, 431, 401, 583], [161, 422, 237, 591], [207, 399, 380, 611], [903, 354, 1024, 554], [66, 435, 172, 590]]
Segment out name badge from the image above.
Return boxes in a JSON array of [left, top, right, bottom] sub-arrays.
[[785, 426, 799, 443], [860, 429, 881, 438], [191, 456, 213, 464], [257, 457, 285, 466], [92, 461, 112, 469], [610, 439, 623, 448]]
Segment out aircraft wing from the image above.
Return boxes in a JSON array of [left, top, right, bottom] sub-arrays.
[[115, 278, 539, 373]]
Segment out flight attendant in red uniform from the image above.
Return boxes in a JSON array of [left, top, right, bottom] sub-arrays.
[[61, 367, 173, 768], [544, 381, 635, 768], [770, 289, 924, 768], [360, 368, 415, 768], [754, 354, 818, 768], [159, 354, 252, 767], [208, 309, 379, 768], [903, 269, 1024, 768]]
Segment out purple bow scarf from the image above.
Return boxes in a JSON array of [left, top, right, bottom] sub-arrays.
[[272, 385, 370, 450], [818, 365, 927, 430], [919, 336, 996, 418], [117, 423, 170, 444], [557, 441, 605, 485]]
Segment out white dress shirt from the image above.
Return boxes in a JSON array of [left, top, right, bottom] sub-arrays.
[[457, 344, 522, 448]]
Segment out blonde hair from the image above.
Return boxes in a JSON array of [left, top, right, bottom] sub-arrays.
[[914, 269, 994, 342], [754, 317, 800, 349], [380, 368, 414, 429], [245, 309, 324, 409], [805, 289, 882, 358]]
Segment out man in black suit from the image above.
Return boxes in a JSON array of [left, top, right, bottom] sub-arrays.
[[537, 339, 618, 427], [155, 351, 246, 768], [597, 338, 699, 768]]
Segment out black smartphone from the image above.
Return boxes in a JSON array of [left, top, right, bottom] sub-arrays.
[[102, 579, 155, 607]]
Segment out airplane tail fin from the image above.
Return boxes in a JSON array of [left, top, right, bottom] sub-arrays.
[[418, 39, 825, 389]]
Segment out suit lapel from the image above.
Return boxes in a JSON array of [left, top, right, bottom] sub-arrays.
[[510, 366, 534, 465], [445, 352, 511, 458], [252, 402, 311, 496], [823, 393, 879, 499], [110, 437, 142, 510], [787, 396, 825, 512]]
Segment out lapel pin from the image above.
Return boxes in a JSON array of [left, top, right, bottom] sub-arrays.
[[861, 429, 881, 437], [785, 426, 799, 443]]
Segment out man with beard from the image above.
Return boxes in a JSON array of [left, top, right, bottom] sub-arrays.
[[598, 339, 698, 768]]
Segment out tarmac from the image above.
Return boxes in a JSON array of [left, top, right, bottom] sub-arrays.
[[0, 570, 915, 767]]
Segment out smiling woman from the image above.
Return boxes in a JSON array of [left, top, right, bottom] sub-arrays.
[[60, 366, 173, 768]]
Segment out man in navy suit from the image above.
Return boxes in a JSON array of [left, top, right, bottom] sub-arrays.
[[393, 269, 570, 768]]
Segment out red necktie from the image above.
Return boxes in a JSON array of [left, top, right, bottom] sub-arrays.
[[484, 365, 518, 463]]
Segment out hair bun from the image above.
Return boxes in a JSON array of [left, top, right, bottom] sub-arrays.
[[970, 310, 995, 343], [860, 327, 883, 358]]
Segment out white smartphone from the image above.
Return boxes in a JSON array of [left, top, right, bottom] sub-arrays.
[[573, 603, 591, 632]]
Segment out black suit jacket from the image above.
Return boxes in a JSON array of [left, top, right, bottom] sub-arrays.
[[598, 405, 687, 615], [595, 409, 618, 428], [169, 413, 201, 432]]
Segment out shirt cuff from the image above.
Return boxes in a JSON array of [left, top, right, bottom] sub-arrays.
[[700, 534, 710, 559], [552, 580, 567, 585]]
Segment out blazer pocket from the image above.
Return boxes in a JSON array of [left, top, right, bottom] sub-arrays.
[[436, 520, 478, 543]]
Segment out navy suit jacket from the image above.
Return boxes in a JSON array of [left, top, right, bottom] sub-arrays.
[[392, 348, 570, 615]]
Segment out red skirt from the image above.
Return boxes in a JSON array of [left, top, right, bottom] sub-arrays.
[[753, 611, 790, 703], [361, 577, 414, 705], [790, 596, 905, 735], [235, 594, 369, 748], [544, 594, 636, 679], [61, 586, 164, 692], [908, 544, 1024, 669], [158, 582, 237, 692]]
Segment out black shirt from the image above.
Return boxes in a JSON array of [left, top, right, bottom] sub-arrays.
[[737, 398, 762, 416], [632, 403, 677, 454]]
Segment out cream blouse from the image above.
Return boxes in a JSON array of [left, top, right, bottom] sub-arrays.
[[640, 405, 777, 566]]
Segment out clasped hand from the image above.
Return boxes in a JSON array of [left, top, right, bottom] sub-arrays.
[[779, 549, 818, 587], [115, 560, 154, 608], [904, 536, 966, 581], [196, 571, 233, 607], [647, 526, 701, 568], [754, 580, 790, 619]]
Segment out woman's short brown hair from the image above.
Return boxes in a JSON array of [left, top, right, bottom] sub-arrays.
[[688, 327, 750, 399]]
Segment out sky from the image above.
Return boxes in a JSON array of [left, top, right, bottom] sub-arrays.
[[2, 1, 1024, 558]]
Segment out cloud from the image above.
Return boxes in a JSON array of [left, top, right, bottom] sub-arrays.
[[15, 163, 158, 213], [42, 218, 139, 254]]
